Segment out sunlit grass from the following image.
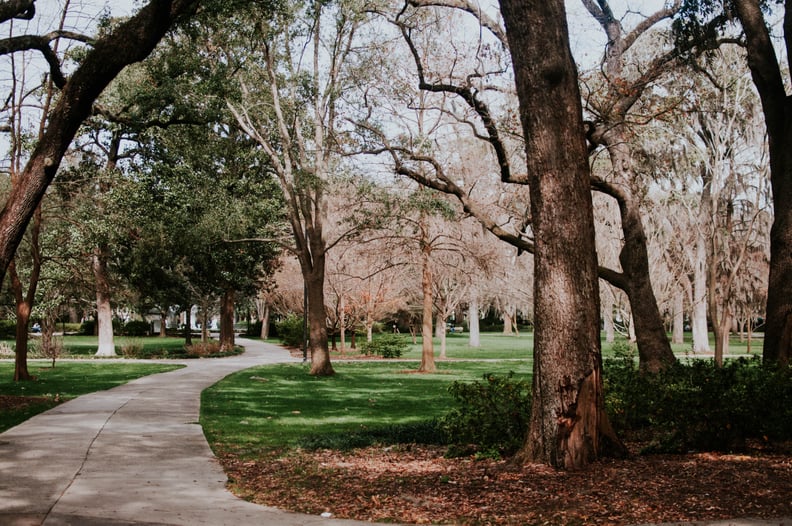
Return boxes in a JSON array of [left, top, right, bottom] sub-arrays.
[[0, 361, 184, 432], [1, 335, 190, 357], [201, 360, 531, 456]]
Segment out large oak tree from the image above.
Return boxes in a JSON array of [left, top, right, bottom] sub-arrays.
[[0, 0, 201, 296], [498, 0, 625, 468]]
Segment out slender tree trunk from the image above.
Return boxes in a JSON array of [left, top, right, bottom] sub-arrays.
[[10, 261, 32, 381], [339, 294, 346, 352], [690, 232, 711, 352], [468, 291, 480, 348], [419, 239, 435, 373], [438, 316, 447, 359], [184, 307, 193, 345], [200, 307, 209, 343], [92, 249, 116, 356], [9, 204, 41, 381], [602, 287, 615, 344], [502, 306, 514, 335], [500, 0, 625, 469], [219, 288, 235, 351], [591, 165, 676, 373], [672, 287, 685, 345], [260, 303, 270, 340]]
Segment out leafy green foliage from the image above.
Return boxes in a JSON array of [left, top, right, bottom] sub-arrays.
[[275, 314, 305, 347], [360, 334, 407, 358], [440, 372, 532, 458], [123, 320, 151, 337], [0, 320, 15, 339], [605, 356, 792, 453]]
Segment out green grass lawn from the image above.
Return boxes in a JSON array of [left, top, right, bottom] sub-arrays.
[[0, 361, 184, 433], [201, 360, 530, 456], [1, 335, 192, 358], [337, 330, 760, 361]]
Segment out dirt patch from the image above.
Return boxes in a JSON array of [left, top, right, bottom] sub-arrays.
[[219, 444, 792, 525], [0, 394, 58, 411]]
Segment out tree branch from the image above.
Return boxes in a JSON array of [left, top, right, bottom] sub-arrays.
[[407, 0, 507, 45], [0, 0, 35, 24]]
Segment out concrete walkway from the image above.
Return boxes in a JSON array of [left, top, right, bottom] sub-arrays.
[[0, 338, 373, 526], [1, 339, 788, 526]]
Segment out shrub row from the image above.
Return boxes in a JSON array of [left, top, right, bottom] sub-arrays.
[[605, 355, 792, 453], [298, 358, 792, 458], [359, 334, 407, 358]]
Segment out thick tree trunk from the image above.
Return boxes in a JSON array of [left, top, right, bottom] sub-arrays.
[[502, 309, 514, 335], [306, 265, 333, 375], [468, 292, 480, 348], [500, 0, 626, 469], [219, 289, 235, 351], [0, 0, 201, 290], [419, 240, 435, 372], [731, 0, 791, 366], [92, 249, 116, 356]]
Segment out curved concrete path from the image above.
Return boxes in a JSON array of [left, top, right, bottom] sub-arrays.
[[0, 338, 374, 526]]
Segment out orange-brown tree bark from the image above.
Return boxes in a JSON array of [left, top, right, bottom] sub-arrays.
[[500, 0, 625, 469]]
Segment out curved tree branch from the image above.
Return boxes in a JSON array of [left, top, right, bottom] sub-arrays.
[[0, 0, 35, 24]]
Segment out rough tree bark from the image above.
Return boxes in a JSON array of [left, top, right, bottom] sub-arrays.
[[468, 290, 480, 348], [219, 288, 235, 352], [92, 249, 116, 356], [418, 231, 436, 373], [732, 0, 792, 366], [591, 177, 677, 372], [500, 0, 625, 469], [0, 0, 200, 290]]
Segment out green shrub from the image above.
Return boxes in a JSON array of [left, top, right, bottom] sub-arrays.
[[360, 334, 407, 358], [246, 320, 263, 337], [123, 320, 150, 337], [275, 314, 305, 348], [58, 323, 83, 334], [440, 372, 532, 457], [79, 320, 95, 335], [0, 320, 16, 339], [604, 356, 792, 453]]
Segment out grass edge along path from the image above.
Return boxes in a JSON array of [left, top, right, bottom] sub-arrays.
[[200, 360, 531, 457], [0, 361, 185, 433]]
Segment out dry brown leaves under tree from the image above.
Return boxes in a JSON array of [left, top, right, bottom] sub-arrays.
[[219, 443, 792, 525]]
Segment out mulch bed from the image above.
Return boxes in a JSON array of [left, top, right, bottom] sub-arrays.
[[220, 443, 792, 525], [0, 394, 56, 411]]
